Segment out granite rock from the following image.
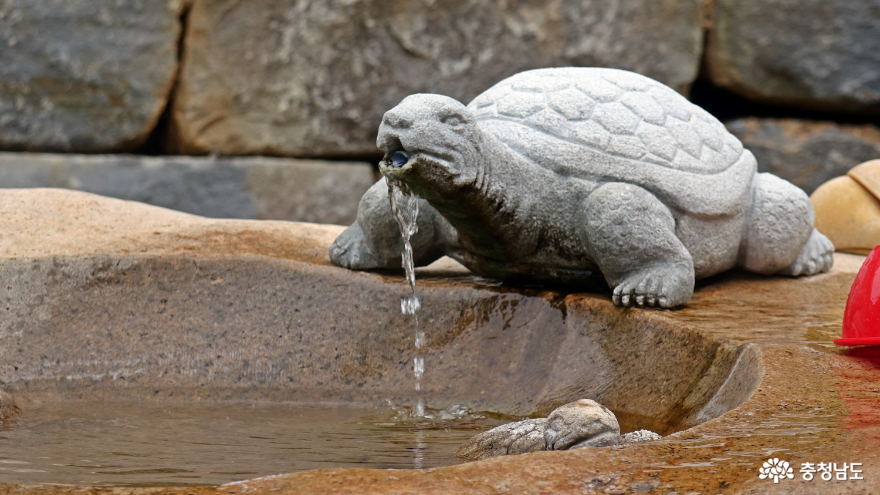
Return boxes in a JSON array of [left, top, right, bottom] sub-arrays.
[[705, 0, 880, 111], [169, 0, 702, 157], [0, 0, 184, 152], [0, 153, 374, 224], [727, 118, 880, 195]]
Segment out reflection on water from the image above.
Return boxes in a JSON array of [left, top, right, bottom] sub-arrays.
[[0, 400, 509, 487]]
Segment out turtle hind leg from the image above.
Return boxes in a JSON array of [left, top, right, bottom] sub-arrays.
[[739, 173, 833, 276], [581, 183, 695, 309]]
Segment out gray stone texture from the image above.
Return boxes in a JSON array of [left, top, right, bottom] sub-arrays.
[[332, 68, 833, 308], [705, 0, 880, 111], [455, 418, 548, 461], [0, 153, 374, 224], [727, 118, 880, 195], [169, 0, 703, 157], [458, 399, 628, 461], [0, 0, 185, 152]]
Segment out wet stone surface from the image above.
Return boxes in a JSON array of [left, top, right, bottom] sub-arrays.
[[0, 189, 878, 494]]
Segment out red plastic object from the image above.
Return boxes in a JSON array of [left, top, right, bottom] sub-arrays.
[[837, 245, 880, 346]]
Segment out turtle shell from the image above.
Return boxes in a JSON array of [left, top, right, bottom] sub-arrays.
[[467, 68, 756, 216]]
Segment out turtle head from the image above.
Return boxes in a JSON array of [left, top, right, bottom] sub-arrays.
[[377, 94, 484, 198]]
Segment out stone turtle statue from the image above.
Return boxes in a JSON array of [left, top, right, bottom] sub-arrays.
[[455, 399, 660, 461], [330, 67, 833, 308]]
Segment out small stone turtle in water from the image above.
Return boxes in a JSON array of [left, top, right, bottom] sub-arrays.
[[455, 399, 659, 461], [330, 67, 834, 308]]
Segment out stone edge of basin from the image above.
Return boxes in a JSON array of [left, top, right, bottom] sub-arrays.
[[0, 189, 870, 494]]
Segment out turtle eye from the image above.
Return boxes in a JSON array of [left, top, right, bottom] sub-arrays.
[[389, 151, 410, 168], [442, 115, 463, 127]]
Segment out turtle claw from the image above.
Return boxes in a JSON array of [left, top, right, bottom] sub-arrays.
[[611, 266, 693, 309], [779, 229, 834, 276]]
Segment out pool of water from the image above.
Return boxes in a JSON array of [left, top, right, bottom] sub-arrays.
[[0, 400, 512, 487]]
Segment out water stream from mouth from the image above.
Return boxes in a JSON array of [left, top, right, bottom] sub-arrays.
[[388, 179, 425, 417]]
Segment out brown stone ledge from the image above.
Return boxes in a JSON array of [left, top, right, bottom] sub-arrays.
[[0, 189, 876, 495]]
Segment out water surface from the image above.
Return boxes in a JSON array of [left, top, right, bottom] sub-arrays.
[[0, 400, 509, 487]]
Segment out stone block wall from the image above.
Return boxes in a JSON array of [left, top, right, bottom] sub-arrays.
[[0, 0, 878, 221], [168, 0, 703, 157], [706, 0, 880, 111], [0, 0, 185, 152]]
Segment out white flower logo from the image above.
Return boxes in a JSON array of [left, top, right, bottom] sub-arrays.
[[759, 458, 794, 483]]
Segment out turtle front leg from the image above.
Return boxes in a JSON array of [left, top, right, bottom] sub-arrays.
[[581, 183, 695, 309], [329, 177, 449, 270]]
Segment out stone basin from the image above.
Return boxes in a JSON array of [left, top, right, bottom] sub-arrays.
[[0, 189, 878, 494]]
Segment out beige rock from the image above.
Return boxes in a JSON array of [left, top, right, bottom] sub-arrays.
[[0, 189, 758, 419], [849, 159, 880, 199], [169, 0, 703, 157], [811, 159, 880, 255], [0, 188, 343, 262]]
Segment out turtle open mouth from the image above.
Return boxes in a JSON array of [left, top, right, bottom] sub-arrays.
[[379, 128, 455, 173], [379, 133, 413, 170], [387, 150, 410, 168], [380, 138, 457, 178]]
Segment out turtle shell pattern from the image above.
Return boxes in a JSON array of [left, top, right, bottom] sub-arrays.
[[467, 68, 756, 216]]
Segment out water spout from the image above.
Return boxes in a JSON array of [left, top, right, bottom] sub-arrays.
[[388, 178, 426, 416]]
